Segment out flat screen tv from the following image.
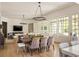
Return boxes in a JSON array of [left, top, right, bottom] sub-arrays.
[[13, 25, 23, 31]]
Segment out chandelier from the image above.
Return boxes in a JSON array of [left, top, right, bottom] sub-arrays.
[[32, 2, 46, 21], [20, 14, 27, 25]]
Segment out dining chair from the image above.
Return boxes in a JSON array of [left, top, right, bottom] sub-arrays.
[[17, 35, 26, 56], [17, 35, 24, 43], [40, 36, 48, 51], [28, 37, 40, 56], [71, 33, 79, 46], [17, 43, 26, 56], [47, 36, 53, 51], [53, 33, 70, 57]]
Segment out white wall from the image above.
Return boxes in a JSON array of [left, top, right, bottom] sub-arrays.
[[33, 4, 79, 35], [0, 2, 1, 16], [0, 3, 2, 24], [0, 16, 35, 33], [34, 21, 51, 34]]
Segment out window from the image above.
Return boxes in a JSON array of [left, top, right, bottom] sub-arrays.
[[59, 18, 63, 33], [51, 21, 57, 34], [72, 14, 79, 36], [59, 17, 69, 34]]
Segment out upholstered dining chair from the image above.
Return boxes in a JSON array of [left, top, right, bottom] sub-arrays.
[[71, 33, 79, 46], [28, 37, 40, 56], [47, 36, 53, 51], [53, 33, 70, 57], [40, 36, 48, 51], [17, 35, 26, 56], [17, 43, 26, 56]]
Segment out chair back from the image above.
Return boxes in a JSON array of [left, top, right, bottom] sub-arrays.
[[53, 33, 70, 49], [30, 37, 40, 49], [47, 36, 53, 46], [71, 33, 79, 45], [18, 35, 24, 43], [40, 37, 48, 48], [72, 33, 78, 41]]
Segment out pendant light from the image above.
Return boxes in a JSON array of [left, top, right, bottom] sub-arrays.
[[20, 14, 27, 25], [33, 2, 46, 21]]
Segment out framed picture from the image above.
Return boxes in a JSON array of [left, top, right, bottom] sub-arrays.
[[41, 26, 43, 30], [44, 26, 47, 30]]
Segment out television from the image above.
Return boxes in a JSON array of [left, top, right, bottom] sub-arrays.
[[13, 25, 23, 31]]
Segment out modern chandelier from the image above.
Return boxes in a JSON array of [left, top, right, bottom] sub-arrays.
[[32, 2, 46, 21]]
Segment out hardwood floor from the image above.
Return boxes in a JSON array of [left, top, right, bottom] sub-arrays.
[[0, 39, 55, 57]]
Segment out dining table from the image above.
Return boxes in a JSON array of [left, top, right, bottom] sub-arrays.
[[18, 34, 44, 43], [61, 44, 79, 57]]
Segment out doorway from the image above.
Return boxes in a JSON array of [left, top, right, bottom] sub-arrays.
[[2, 21, 7, 38], [28, 23, 34, 33]]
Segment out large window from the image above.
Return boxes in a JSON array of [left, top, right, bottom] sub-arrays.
[[50, 14, 79, 36], [59, 17, 69, 34], [51, 21, 57, 34], [72, 14, 79, 36]]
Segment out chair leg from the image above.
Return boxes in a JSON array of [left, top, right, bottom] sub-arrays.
[[29, 49, 33, 56], [47, 46, 50, 51], [38, 48, 40, 52], [52, 45, 55, 51], [44, 46, 47, 52], [17, 48, 23, 56], [40, 47, 42, 52], [59, 51, 65, 57], [31, 49, 33, 56], [24, 46, 27, 53], [21, 48, 25, 56], [22, 47, 26, 56], [45, 47, 47, 51], [17, 47, 19, 54]]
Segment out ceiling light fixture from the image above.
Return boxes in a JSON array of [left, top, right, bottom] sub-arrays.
[[20, 14, 27, 25], [32, 2, 46, 21]]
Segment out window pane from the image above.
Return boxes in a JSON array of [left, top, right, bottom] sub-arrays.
[[72, 14, 79, 36], [59, 17, 69, 34], [51, 22, 57, 34]]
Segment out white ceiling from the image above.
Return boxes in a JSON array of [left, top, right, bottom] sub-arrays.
[[1, 2, 76, 19]]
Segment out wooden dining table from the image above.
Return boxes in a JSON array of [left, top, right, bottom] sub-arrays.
[[61, 44, 79, 57], [18, 34, 43, 42]]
